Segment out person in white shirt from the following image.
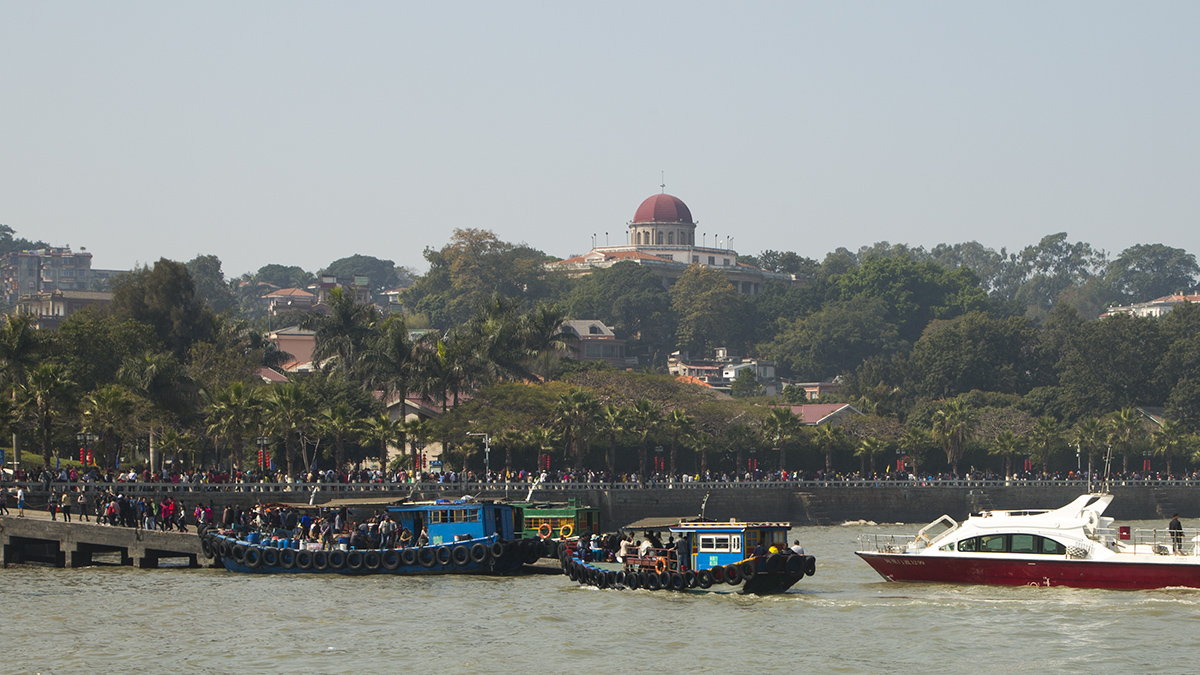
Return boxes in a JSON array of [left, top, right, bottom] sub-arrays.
[[790, 540, 805, 556]]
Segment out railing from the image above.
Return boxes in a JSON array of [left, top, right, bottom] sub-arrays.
[[858, 533, 917, 554], [1129, 527, 1200, 556], [8, 476, 1200, 497]]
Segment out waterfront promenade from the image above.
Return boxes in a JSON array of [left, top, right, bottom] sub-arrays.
[[0, 508, 212, 569]]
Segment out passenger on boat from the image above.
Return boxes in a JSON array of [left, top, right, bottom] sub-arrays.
[[417, 529, 429, 547], [1170, 514, 1184, 553], [790, 540, 805, 556], [616, 537, 630, 563]]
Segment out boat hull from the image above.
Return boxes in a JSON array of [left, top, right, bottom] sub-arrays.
[[208, 534, 529, 575], [857, 551, 1200, 589]]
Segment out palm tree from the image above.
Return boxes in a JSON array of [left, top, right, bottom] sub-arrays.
[[402, 418, 426, 473], [156, 427, 198, 471], [762, 407, 801, 472], [20, 363, 75, 468], [1151, 419, 1187, 477], [303, 287, 379, 378], [897, 427, 930, 477], [628, 399, 661, 480], [521, 302, 570, 380], [364, 315, 416, 403], [664, 409, 695, 478], [1071, 417, 1105, 480], [81, 385, 142, 470], [989, 430, 1025, 478], [526, 426, 560, 472], [555, 387, 599, 472], [263, 383, 314, 478], [1027, 417, 1062, 476], [320, 402, 357, 472], [359, 412, 404, 471], [493, 428, 527, 477], [594, 404, 629, 476], [931, 400, 974, 477], [0, 314, 43, 466], [854, 437, 887, 477], [117, 351, 193, 474], [813, 423, 844, 474], [1106, 408, 1144, 475], [206, 382, 262, 471]]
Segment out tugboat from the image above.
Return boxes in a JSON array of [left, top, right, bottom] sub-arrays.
[[560, 518, 816, 594], [204, 499, 544, 575], [857, 492, 1200, 589]]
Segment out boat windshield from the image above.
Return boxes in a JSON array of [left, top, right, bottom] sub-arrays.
[[916, 516, 958, 548]]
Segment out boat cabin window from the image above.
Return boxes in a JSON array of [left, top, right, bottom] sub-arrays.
[[956, 534, 1070, 555], [699, 536, 732, 553]]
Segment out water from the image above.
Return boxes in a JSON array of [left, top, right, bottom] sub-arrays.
[[6, 521, 1200, 674]]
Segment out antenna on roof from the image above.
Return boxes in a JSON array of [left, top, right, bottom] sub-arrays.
[[661, 171, 665, 193]]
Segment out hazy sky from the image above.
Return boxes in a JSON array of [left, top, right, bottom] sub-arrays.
[[3, 3, 1199, 278]]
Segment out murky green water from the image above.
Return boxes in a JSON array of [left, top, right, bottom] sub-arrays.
[[5, 521, 1200, 674]]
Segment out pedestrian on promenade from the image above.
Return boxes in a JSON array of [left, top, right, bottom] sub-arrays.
[[0, 485, 8, 515], [48, 491, 58, 521], [16, 486, 26, 517], [60, 490, 71, 523], [77, 491, 89, 522]]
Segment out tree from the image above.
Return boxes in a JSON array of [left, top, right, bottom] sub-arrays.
[[898, 427, 933, 477], [989, 430, 1024, 478], [81, 385, 143, 470], [670, 264, 745, 356], [855, 437, 888, 477], [1105, 408, 1145, 475], [303, 287, 379, 378], [320, 402, 358, 472], [931, 400, 974, 477], [0, 224, 49, 259], [760, 297, 900, 381], [1071, 418, 1105, 479], [564, 261, 675, 363], [186, 254, 236, 313], [521, 302, 570, 381], [1151, 419, 1187, 477], [555, 387, 598, 472], [359, 412, 404, 471], [907, 312, 1042, 398], [1105, 244, 1200, 304], [664, 408, 695, 478], [109, 258, 218, 359], [729, 369, 763, 398], [20, 363, 75, 467], [321, 254, 402, 301], [1057, 313, 1165, 421], [628, 399, 662, 480], [595, 404, 630, 476], [264, 383, 315, 478], [54, 312, 160, 394], [762, 407, 802, 472], [813, 424, 845, 474], [206, 382, 262, 471], [0, 313, 46, 465], [1027, 417, 1062, 475], [252, 264, 315, 289], [364, 315, 416, 401]]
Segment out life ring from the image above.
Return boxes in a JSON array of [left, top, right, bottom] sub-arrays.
[[312, 551, 329, 571], [261, 548, 279, 568], [626, 571, 641, 590], [740, 559, 758, 580], [279, 549, 296, 569], [418, 547, 437, 568], [296, 550, 313, 570], [381, 550, 401, 571], [697, 569, 713, 589], [559, 524, 574, 539], [345, 551, 364, 571], [655, 558, 668, 574], [786, 554, 804, 576], [328, 550, 347, 570], [725, 564, 743, 585], [400, 548, 418, 567], [232, 545, 247, 564], [435, 546, 453, 566], [451, 545, 471, 567], [244, 547, 262, 569], [470, 543, 489, 564], [363, 551, 381, 571], [538, 523, 552, 539], [804, 556, 816, 577]]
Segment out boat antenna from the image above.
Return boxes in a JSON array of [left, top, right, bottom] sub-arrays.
[[1101, 443, 1114, 494], [699, 491, 710, 519]]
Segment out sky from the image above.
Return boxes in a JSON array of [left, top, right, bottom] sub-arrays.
[[3, 3, 1199, 279]]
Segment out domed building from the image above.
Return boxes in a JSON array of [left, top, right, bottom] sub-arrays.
[[550, 191, 796, 294]]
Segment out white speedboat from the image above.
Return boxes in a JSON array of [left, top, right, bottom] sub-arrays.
[[857, 493, 1200, 589]]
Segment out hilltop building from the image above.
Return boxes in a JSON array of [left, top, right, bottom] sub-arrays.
[[668, 347, 779, 395], [1102, 294, 1200, 318], [548, 191, 797, 294], [1, 247, 124, 306]]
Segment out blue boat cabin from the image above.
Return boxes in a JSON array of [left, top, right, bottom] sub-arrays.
[[670, 521, 792, 571], [383, 501, 522, 545]]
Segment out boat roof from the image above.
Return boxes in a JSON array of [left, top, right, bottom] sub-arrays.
[[670, 520, 791, 533], [970, 493, 1113, 526]]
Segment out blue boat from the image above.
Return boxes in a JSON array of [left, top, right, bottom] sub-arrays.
[[204, 499, 544, 575], [560, 519, 816, 594]]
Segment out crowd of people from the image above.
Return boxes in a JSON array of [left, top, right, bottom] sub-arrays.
[[217, 503, 427, 551]]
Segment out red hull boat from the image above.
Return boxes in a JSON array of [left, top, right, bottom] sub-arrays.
[[857, 493, 1200, 590]]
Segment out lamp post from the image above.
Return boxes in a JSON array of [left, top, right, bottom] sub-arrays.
[[76, 431, 96, 467], [256, 436, 270, 471], [655, 445, 664, 473], [467, 432, 491, 478]]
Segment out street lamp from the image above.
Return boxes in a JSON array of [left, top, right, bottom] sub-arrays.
[[467, 432, 491, 477], [76, 431, 96, 466], [256, 436, 270, 471]]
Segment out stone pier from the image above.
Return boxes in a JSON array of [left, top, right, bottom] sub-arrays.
[[0, 511, 217, 569]]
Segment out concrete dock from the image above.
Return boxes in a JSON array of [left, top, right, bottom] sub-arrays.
[[0, 510, 216, 569]]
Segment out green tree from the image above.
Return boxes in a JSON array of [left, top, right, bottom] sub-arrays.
[[186, 254, 236, 313], [564, 261, 675, 363], [264, 383, 315, 478], [898, 427, 933, 477], [1105, 408, 1145, 475], [81, 385, 142, 470], [595, 404, 630, 476], [359, 411, 404, 471], [1151, 419, 1187, 477], [0, 313, 46, 465], [1057, 313, 1165, 421], [907, 312, 1041, 398], [206, 382, 262, 471], [931, 400, 974, 477], [628, 399, 662, 480], [854, 436, 888, 477], [1071, 417, 1105, 479], [670, 264, 745, 356], [109, 258, 218, 359], [1027, 417, 1062, 475], [54, 312, 160, 394], [555, 387, 598, 472], [762, 407, 801, 472], [303, 287, 379, 378], [20, 363, 76, 467], [1105, 244, 1199, 304], [989, 430, 1024, 478], [813, 423, 845, 474], [729, 369, 763, 398], [320, 402, 358, 471], [664, 408, 695, 478], [521, 302, 570, 381], [760, 297, 900, 381], [321, 254, 402, 301]]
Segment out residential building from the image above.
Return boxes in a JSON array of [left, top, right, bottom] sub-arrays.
[[788, 403, 863, 426], [782, 378, 844, 401], [560, 320, 637, 367], [668, 348, 779, 395], [548, 191, 799, 294], [265, 326, 317, 373], [263, 287, 316, 315], [1102, 294, 1200, 318], [1, 247, 125, 306], [15, 289, 113, 329]]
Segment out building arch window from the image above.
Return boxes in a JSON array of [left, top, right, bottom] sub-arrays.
[[688, 231, 695, 245], [667, 232, 674, 245], [656, 231, 664, 245]]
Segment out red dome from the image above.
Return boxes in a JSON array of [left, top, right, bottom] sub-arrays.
[[633, 193, 693, 224]]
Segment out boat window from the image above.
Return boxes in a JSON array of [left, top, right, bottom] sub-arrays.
[[699, 536, 731, 552], [430, 510, 449, 524], [732, 535, 742, 553], [957, 537, 978, 552], [980, 535, 1007, 553], [1010, 534, 1037, 554], [1040, 537, 1066, 555]]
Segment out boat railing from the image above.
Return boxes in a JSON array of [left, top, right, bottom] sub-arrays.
[[858, 533, 917, 554], [1128, 528, 1200, 556]]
